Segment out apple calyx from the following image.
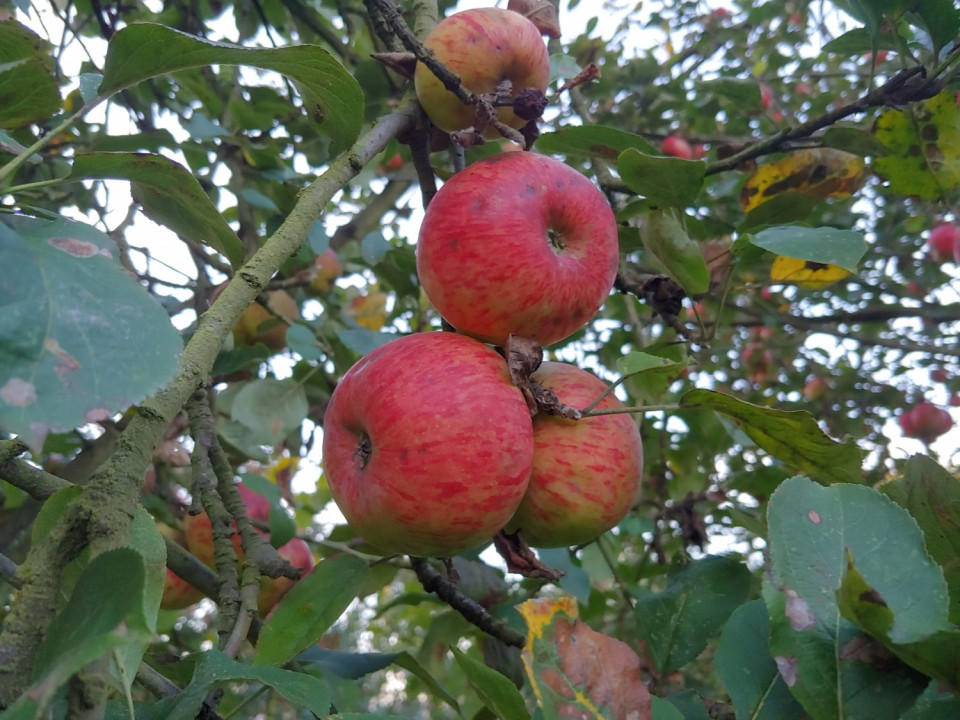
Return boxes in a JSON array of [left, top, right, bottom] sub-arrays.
[[354, 433, 372, 469]]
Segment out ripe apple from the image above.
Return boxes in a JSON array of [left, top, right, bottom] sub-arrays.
[[414, 8, 550, 137], [232, 290, 301, 351], [183, 482, 272, 567], [760, 83, 774, 109], [928, 223, 960, 262], [258, 537, 313, 616], [161, 568, 205, 610], [321, 332, 535, 556], [417, 151, 618, 346], [898, 402, 954, 444], [506, 362, 642, 548], [309, 248, 343, 295], [661, 135, 694, 159]]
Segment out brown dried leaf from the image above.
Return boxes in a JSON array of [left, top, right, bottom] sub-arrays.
[[370, 51, 417, 79], [740, 148, 865, 212], [518, 596, 652, 720], [558, 63, 601, 93], [493, 530, 563, 581], [508, 0, 561, 38], [506, 334, 543, 385]]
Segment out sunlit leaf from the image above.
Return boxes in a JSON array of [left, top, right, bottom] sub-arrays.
[[740, 148, 865, 212], [874, 92, 960, 200]]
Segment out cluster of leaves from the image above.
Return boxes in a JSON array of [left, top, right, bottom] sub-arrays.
[[1, 0, 960, 718]]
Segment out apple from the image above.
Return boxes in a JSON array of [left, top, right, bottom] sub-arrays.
[[258, 537, 313, 616], [803, 376, 830, 401], [414, 8, 550, 137], [898, 402, 954, 444], [760, 83, 774, 109], [309, 248, 343, 295], [232, 289, 301, 351], [161, 568, 205, 610], [506, 362, 642, 547], [183, 482, 272, 567], [321, 331, 535, 556], [661, 135, 694, 159], [416, 151, 618, 346], [928, 223, 960, 262], [931, 368, 949, 383]]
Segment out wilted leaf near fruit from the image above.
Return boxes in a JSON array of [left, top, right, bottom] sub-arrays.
[[0, 214, 182, 449], [635, 555, 751, 674], [874, 91, 960, 200], [535, 125, 657, 160], [639, 209, 711, 296], [72, 152, 245, 268], [882, 455, 960, 623], [680, 389, 863, 484], [100, 23, 364, 153], [740, 148, 865, 212], [618, 149, 706, 208], [518, 596, 651, 720], [0, 20, 61, 128], [715, 600, 807, 720], [765, 476, 947, 717], [507, 0, 561, 38]]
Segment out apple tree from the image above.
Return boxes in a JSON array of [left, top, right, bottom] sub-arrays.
[[1, 0, 959, 718]]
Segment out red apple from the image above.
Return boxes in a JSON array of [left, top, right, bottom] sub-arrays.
[[414, 8, 550, 137], [760, 83, 774, 109], [931, 368, 949, 383], [417, 152, 618, 346], [928, 223, 960, 262], [183, 482, 272, 567], [160, 568, 205, 610], [803, 376, 830, 401], [258, 537, 313, 616], [898, 402, 954, 444], [506, 362, 642, 548], [309, 248, 343, 295], [661, 135, 694, 159], [321, 332, 535, 556]]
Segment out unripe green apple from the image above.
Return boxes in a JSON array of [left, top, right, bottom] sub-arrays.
[[506, 362, 643, 548], [414, 8, 550, 137], [321, 331, 534, 556]]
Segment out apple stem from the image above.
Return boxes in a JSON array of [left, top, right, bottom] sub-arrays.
[[580, 376, 626, 415], [580, 403, 681, 418]]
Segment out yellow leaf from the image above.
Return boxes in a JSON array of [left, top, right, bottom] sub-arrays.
[[770, 256, 849, 288], [741, 148, 865, 212], [344, 291, 388, 331]]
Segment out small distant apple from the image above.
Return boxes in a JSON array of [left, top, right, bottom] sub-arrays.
[[232, 290, 301, 352], [258, 537, 314, 616], [898, 402, 954, 444], [184, 482, 272, 567], [760, 83, 774, 109], [931, 368, 949, 383], [661, 135, 694, 159], [309, 248, 343, 295], [928, 223, 960, 262], [160, 568, 205, 610], [803, 376, 830, 401]]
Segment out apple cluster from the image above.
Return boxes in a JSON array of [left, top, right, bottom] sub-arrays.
[[321, 8, 643, 559]]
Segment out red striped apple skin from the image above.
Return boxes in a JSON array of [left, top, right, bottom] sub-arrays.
[[417, 152, 618, 347], [414, 8, 549, 136], [321, 332, 534, 557], [507, 362, 643, 548]]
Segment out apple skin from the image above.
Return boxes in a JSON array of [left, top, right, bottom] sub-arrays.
[[183, 482, 272, 567], [161, 568, 205, 610], [321, 332, 535, 556], [928, 223, 960, 262], [898, 402, 954, 444], [506, 362, 643, 548], [309, 249, 343, 295], [417, 152, 618, 346], [661, 135, 694, 159], [414, 8, 550, 137], [258, 537, 313, 616]]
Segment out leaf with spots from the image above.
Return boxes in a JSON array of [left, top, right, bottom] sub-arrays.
[[517, 596, 651, 720], [634, 555, 751, 674], [874, 91, 960, 201], [740, 148, 865, 212], [764, 476, 941, 719], [0, 214, 182, 449]]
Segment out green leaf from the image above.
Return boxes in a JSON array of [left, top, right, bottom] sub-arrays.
[[747, 225, 867, 274], [738, 193, 818, 233], [100, 23, 363, 153], [0, 214, 182, 450], [297, 646, 399, 679], [337, 327, 397, 356], [715, 599, 807, 720], [821, 27, 900, 55], [908, 0, 960, 54], [0, 20, 60, 128], [238, 473, 296, 548], [664, 689, 709, 720], [254, 554, 369, 667], [697, 77, 762, 106], [230, 379, 308, 448], [882, 455, 960, 623], [30, 549, 153, 710], [141, 650, 332, 720], [650, 696, 686, 720], [679, 389, 864, 484], [535, 124, 656, 160], [874, 91, 960, 201], [639, 209, 711, 296], [822, 126, 892, 157], [549, 53, 581, 82], [618, 149, 706, 208], [635, 555, 751, 673], [902, 680, 960, 719], [71, 152, 244, 268], [451, 648, 530, 720]]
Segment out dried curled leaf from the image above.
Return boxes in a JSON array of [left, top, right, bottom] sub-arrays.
[[518, 596, 652, 720], [740, 148, 865, 212], [508, 0, 561, 38], [506, 335, 580, 418], [493, 530, 563, 581]]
